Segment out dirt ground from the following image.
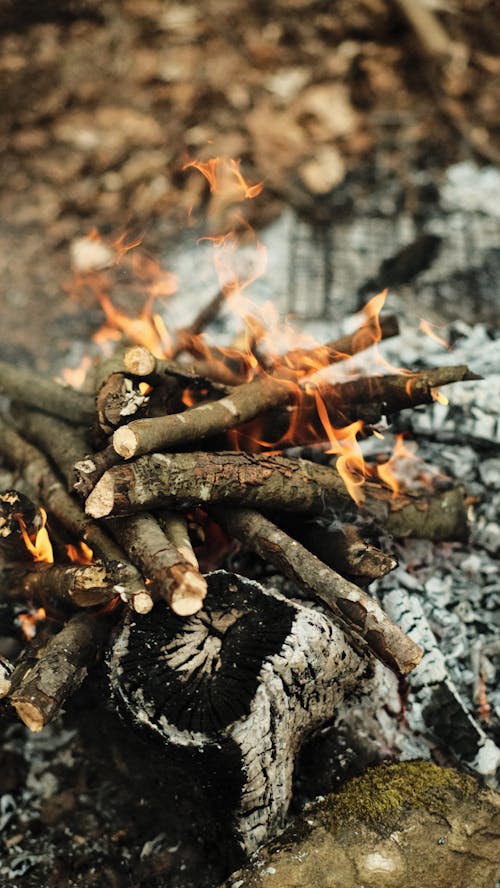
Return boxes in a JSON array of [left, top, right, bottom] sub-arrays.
[[1, 0, 499, 370]]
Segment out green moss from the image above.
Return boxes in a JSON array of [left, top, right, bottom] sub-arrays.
[[316, 760, 477, 834]]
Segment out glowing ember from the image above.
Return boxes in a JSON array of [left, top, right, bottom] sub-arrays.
[[17, 607, 47, 640], [18, 508, 54, 564]]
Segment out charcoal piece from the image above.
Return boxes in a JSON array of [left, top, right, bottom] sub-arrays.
[[107, 570, 371, 853]]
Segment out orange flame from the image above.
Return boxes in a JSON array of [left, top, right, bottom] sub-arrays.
[[17, 607, 47, 641], [183, 156, 263, 200], [376, 434, 418, 496], [58, 355, 93, 390], [419, 319, 450, 350], [18, 508, 54, 564], [66, 541, 94, 565], [67, 229, 176, 359]]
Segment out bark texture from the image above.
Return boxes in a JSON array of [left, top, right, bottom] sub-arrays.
[[86, 449, 469, 543], [0, 357, 94, 424], [112, 376, 296, 458], [213, 507, 421, 675], [9, 612, 108, 731]]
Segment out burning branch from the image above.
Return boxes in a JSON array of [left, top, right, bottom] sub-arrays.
[[85, 449, 468, 545]]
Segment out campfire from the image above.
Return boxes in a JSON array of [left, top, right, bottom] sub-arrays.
[[0, 158, 496, 877]]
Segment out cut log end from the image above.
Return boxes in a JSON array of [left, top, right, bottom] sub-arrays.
[[133, 591, 154, 614], [11, 700, 45, 732], [86, 475, 114, 519], [170, 570, 208, 616], [124, 346, 156, 377], [113, 426, 138, 459]]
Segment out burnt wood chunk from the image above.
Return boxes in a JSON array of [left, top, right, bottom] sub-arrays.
[[107, 570, 371, 852]]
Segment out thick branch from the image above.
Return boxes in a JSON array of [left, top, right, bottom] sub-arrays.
[[0, 358, 95, 424], [2, 562, 122, 608], [8, 612, 108, 731], [107, 513, 207, 615], [86, 450, 349, 517], [113, 376, 296, 459], [213, 506, 421, 675], [86, 449, 468, 542]]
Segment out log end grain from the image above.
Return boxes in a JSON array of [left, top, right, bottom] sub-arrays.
[[11, 699, 45, 732], [85, 475, 115, 519], [124, 346, 156, 377], [113, 426, 138, 459], [133, 591, 154, 614], [170, 570, 208, 616]]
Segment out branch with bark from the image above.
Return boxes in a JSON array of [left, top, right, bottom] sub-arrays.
[[8, 612, 108, 731], [85, 449, 468, 543], [212, 506, 422, 675]]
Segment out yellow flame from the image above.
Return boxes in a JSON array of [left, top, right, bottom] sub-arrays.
[[19, 508, 54, 564]]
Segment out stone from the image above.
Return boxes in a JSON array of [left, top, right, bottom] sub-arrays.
[[221, 761, 500, 888]]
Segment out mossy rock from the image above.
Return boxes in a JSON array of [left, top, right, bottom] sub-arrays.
[[222, 760, 500, 888]]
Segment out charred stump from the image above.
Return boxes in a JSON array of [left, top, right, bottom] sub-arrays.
[[107, 570, 374, 855]]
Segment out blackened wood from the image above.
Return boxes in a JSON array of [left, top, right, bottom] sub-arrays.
[[108, 570, 370, 853], [0, 358, 95, 424], [213, 507, 421, 675], [96, 372, 150, 433], [9, 612, 108, 732]]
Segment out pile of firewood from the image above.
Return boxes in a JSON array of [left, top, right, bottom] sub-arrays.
[[0, 298, 477, 734]]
